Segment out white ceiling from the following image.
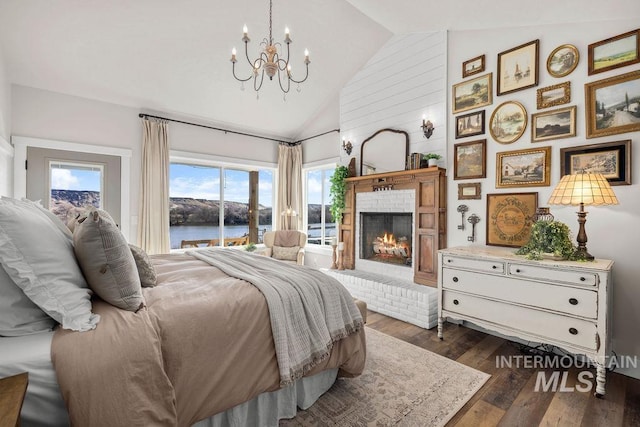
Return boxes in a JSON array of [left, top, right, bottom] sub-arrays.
[[0, 0, 637, 141]]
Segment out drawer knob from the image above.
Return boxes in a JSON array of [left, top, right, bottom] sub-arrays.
[[515, 268, 521, 273], [452, 277, 459, 283], [580, 277, 586, 282], [453, 299, 459, 305], [447, 259, 452, 263], [492, 265, 497, 269], [569, 327, 578, 335], [569, 298, 578, 305]]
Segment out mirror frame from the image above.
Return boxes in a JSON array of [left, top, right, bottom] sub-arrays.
[[359, 128, 410, 176]]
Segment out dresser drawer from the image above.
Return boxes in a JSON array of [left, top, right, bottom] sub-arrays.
[[508, 263, 598, 287], [441, 269, 597, 318], [442, 291, 598, 351], [442, 255, 505, 274]]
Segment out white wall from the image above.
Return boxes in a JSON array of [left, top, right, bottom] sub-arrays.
[[0, 43, 13, 197], [339, 32, 448, 171], [447, 19, 640, 379], [11, 86, 280, 240]]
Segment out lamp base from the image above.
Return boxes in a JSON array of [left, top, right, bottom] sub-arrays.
[[573, 247, 595, 261]]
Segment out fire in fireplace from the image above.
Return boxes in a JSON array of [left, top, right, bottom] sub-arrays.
[[360, 212, 412, 267]]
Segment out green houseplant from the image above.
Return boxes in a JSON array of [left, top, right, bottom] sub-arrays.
[[516, 220, 576, 260], [329, 165, 349, 223], [423, 153, 442, 167]]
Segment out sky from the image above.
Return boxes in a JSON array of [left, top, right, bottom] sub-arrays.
[[51, 167, 101, 191]]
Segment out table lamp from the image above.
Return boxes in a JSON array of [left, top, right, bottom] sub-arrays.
[[547, 172, 618, 260]]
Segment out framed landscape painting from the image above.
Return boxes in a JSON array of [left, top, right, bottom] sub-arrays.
[[496, 146, 551, 188], [547, 44, 579, 78], [452, 73, 493, 113], [454, 139, 486, 180], [585, 69, 640, 138], [486, 192, 538, 247], [531, 106, 576, 142], [462, 55, 485, 78], [497, 39, 539, 95], [536, 82, 571, 109], [455, 110, 485, 139], [560, 140, 631, 185], [588, 29, 640, 75], [489, 101, 527, 144]]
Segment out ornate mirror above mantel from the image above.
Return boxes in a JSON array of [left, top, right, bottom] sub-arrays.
[[359, 128, 409, 176]]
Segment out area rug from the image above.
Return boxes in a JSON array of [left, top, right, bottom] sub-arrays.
[[281, 327, 490, 426]]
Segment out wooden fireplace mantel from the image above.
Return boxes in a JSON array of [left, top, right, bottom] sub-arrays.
[[338, 167, 447, 287]]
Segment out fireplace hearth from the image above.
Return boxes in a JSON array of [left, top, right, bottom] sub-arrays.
[[360, 212, 412, 267]]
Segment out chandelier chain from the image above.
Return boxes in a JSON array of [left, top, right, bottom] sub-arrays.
[[268, 0, 273, 44]]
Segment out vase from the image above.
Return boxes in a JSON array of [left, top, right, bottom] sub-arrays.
[[428, 159, 438, 167], [541, 252, 566, 261], [533, 207, 554, 222]]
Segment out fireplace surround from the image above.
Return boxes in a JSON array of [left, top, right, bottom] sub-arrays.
[[360, 212, 413, 267]]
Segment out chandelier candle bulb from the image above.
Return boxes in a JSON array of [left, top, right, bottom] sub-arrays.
[[231, 47, 237, 62]]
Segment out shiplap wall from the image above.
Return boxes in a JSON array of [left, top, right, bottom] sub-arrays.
[[339, 31, 447, 172]]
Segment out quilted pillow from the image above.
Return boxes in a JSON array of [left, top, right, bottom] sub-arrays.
[[73, 209, 144, 311], [129, 244, 157, 288], [272, 245, 300, 261], [0, 197, 98, 332]]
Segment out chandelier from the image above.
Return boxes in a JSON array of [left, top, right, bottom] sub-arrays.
[[230, 0, 310, 96]]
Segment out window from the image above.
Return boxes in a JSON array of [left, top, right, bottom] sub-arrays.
[[49, 161, 104, 223], [305, 166, 336, 246], [169, 162, 274, 250]]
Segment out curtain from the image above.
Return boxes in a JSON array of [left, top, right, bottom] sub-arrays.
[[277, 144, 302, 231], [137, 118, 170, 254]]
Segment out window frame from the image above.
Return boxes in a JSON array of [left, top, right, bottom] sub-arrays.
[[303, 162, 338, 249]]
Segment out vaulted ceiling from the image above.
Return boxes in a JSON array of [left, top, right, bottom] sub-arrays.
[[0, 0, 636, 141]]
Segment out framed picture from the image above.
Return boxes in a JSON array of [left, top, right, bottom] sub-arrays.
[[489, 101, 527, 144], [462, 55, 485, 78], [547, 44, 580, 78], [497, 39, 539, 95], [588, 29, 640, 75], [452, 73, 493, 114], [560, 140, 631, 185], [536, 82, 571, 109], [496, 146, 551, 188], [486, 192, 538, 247], [531, 105, 577, 143], [458, 183, 481, 200], [455, 110, 485, 139], [454, 139, 486, 180], [585, 69, 640, 138]]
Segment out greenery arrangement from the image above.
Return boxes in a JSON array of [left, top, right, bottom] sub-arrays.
[[329, 165, 350, 223], [422, 153, 442, 161], [244, 242, 257, 252], [516, 220, 577, 260]]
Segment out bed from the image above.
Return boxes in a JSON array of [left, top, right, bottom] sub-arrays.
[[0, 198, 366, 427]]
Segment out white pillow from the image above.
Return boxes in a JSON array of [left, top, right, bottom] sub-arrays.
[[74, 209, 144, 311], [272, 245, 301, 261], [0, 197, 99, 332], [0, 264, 57, 336]]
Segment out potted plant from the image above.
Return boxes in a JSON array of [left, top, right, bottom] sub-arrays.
[[244, 242, 257, 252], [423, 153, 442, 167], [516, 220, 576, 260], [329, 165, 349, 223]]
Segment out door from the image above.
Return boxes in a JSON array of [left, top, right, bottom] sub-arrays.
[[26, 147, 122, 226]]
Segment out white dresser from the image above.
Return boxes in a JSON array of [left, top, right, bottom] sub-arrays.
[[437, 245, 613, 396]]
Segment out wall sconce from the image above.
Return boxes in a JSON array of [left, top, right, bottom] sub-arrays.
[[421, 118, 435, 139], [342, 138, 353, 155]]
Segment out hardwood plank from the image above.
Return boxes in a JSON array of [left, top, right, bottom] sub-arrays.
[[456, 334, 504, 368], [451, 400, 505, 427], [623, 374, 640, 426], [496, 367, 556, 426], [580, 371, 626, 427], [538, 367, 589, 426]]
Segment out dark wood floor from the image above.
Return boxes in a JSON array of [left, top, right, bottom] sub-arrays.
[[365, 311, 640, 427]]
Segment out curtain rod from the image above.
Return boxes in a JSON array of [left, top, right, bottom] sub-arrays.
[[138, 113, 339, 146]]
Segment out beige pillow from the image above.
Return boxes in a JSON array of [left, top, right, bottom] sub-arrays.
[[73, 209, 143, 311], [129, 244, 157, 288], [272, 245, 300, 261]]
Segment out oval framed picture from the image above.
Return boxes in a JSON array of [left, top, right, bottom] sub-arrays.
[[489, 101, 527, 144], [547, 44, 579, 78]]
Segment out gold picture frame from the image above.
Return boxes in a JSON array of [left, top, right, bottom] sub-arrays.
[[560, 140, 631, 186], [588, 29, 640, 75], [452, 73, 493, 114], [585, 69, 640, 139], [531, 105, 577, 143], [547, 44, 579, 78], [458, 183, 481, 200], [497, 39, 539, 96], [496, 146, 551, 188], [486, 192, 538, 247], [462, 55, 485, 78], [489, 101, 527, 144], [536, 82, 571, 109]]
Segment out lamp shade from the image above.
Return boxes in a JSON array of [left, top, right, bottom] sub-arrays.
[[548, 173, 618, 206]]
